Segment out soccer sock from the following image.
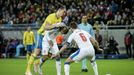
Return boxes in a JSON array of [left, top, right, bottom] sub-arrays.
[[91, 61, 99, 75], [56, 58, 61, 75], [26, 53, 30, 61], [64, 62, 70, 75], [26, 53, 37, 72], [82, 58, 87, 69], [35, 57, 45, 67]]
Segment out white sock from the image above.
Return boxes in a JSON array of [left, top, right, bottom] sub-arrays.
[[82, 58, 87, 69], [91, 61, 99, 75], [56, 61, 61, 75], [64, 64, 70, 75]]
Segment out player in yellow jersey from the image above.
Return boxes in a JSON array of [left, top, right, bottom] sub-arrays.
[[23, 27, 35, 61], [25, 7, 66, 75]]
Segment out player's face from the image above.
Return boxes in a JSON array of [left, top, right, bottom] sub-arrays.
[[58, 9, 66, 17], [60, 27, 69, 34], [82, 16, 88, 23]]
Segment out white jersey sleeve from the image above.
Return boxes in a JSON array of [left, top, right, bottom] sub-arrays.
[[67, 33, 74, 44]]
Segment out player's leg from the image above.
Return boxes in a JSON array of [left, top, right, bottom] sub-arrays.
[[52, 42, 62, 75], [25, 48, 40, 75], [90, 56, 99, 75], [25, 33, 42, 75], [34, 55, 49, 75], [34, 39, 50, 75], [64, 57, 74, 75], [81, 58, 88, 72], [26, 45, 31, 61], [64, 50, 81, 75]]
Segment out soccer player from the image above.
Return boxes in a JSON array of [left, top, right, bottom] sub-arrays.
[[25, 7, 66, 75], [34, 26, 69, 75], [52, 22, 102, 75], [23, 27, 35, 60], [78, 15, 95, 72]]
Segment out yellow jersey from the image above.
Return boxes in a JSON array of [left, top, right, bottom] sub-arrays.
[[23, 31, 35, 45], [38, 13, 62, 34]]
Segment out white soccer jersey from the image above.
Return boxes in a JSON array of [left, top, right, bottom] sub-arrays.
[[67, 29, 95, 62], [42, 30, 59, 55], [67, 29, 94, 50]]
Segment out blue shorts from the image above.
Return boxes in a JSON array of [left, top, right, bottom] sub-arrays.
[[35, 33, 43, 50], [26, 45, 34, 53]]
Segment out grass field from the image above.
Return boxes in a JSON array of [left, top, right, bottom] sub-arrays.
[[0, 59, 134, 75]]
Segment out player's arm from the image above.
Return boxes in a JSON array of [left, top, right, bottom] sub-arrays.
[[51, 34, 73, 59], [44, 22, 66, 30], [44, 22, 55, 30], [51, 42, 70, 59], [90, 37, 103, 52]]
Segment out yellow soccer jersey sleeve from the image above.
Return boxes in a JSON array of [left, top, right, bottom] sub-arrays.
[[38, 13, 62, 34]]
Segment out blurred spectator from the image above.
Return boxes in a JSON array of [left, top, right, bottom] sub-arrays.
[[0, 39, 7, 58], [0, 31, 3, 45], [0, 31, 4, 58], [124, 28, 132, 58], [108, 36, 120, 55], [114, 12, 121, 24], [0, 0, 133, 26], [93, 21, 101, 31], [132, 33, 134, 58], [15, 40, 24, 57], [5, 39, 18, 58], [95, 30, 102, 48]]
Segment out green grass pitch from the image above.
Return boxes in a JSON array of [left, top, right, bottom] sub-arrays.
[[0, 59, 134, 75]]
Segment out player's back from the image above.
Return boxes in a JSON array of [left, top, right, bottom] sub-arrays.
[[71, 29, 94, 50]]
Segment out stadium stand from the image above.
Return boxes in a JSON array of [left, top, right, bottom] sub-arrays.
[[0, 0, 134, 26]]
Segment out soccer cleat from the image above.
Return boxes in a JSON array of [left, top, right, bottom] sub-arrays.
[[37, 65, 43, 75], [34, 62, 43, 75], [81, 69, 88, 72]]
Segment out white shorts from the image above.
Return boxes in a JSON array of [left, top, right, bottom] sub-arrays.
[[41, 31, 59, 55], [70, 48, 95, 63]]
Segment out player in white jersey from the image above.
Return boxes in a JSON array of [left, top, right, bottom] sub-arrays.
[[51, 22, 102, 75], [34, 26, 69, 75]]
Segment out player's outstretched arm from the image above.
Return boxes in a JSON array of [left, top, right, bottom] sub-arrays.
[[51, 43, 68, 59], [44, 22, 66, 30], [90, 37, 103, 52]]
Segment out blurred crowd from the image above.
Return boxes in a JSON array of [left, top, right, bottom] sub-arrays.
[[0, 0, 134, 27]]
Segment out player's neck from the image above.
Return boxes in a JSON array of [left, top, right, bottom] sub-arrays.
[[82, 22, 87, 25], [56, 12, 60, 19]]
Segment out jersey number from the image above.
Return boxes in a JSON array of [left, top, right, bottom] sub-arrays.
[[79, 33, 87, 42]]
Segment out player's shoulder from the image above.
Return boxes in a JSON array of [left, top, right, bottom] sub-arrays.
[[81, 30, 90, 35], [24, 31, 27, 34], [47, 13, 56, 18], [30, 31, 34, 34]]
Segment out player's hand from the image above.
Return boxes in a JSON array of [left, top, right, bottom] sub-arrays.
[[51, 54, 58, 59], [98, 48, 103, 52]]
